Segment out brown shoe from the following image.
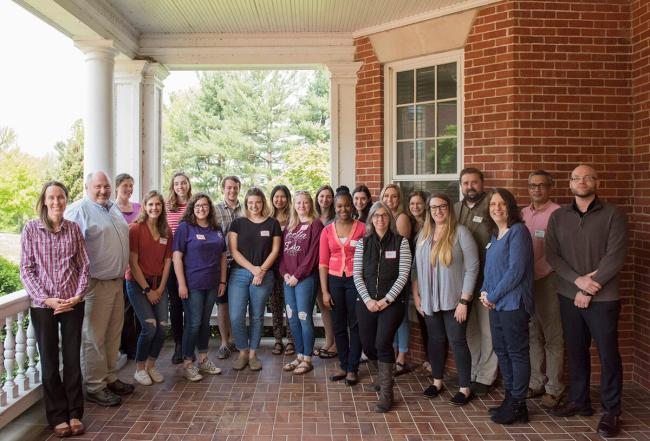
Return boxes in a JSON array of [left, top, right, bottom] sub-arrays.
[[69, 420, 85, 436], [540, 393, 561, 409], [248, 355, 263, 371], [232, 352, 249, 370], [597, 413, 620, 438], [53, 423, 71, 438]]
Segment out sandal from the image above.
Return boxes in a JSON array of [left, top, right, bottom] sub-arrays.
[[318, 348, 338, 359], [283, 359, 301, 372], [293, 360, 313, 375], [285, 342, 295, 356], [394, 362, 409, 376], [272, 342, 284, 355]]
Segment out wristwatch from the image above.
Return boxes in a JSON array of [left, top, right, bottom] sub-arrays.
[[142, 287, 151, 295], [459, 298, 471, 306]]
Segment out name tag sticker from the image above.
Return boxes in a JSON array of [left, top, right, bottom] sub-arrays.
[[196, 234, 206, 240], [473, 216, 483, 223], [300, 224, 309, 231], [535, 229, 545, 238], [349, 240, 358, 247], [260, 230, 270, 237], [385, 250, 397, 259], [159, 238, 168, 245], [486, 242, 491, 249], [281, 225, 286, 232]]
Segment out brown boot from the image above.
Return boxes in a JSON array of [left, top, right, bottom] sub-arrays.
[[374, 362, 394, 413]]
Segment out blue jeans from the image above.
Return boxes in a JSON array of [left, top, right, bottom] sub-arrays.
[[393, 289, 410, 353], [125, 280, 169, 363], [181, 288, 217, 359], [284, 273, 317, 356], [489, 306, 531, 400], [228, 268, 274, 351], [328, 275, 361, 373]]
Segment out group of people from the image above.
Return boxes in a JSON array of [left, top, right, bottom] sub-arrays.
[[19, 164, 627, 438]]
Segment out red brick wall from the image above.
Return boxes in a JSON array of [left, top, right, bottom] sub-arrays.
[[354, 36, 384, 197], [630, 0, 650, 389]]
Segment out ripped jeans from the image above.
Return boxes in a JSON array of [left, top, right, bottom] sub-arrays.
[[125, 280, 169, 363], [283, 273, 317, 357]]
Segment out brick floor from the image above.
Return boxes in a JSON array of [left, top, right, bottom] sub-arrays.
[[32, 339, 650, 441]]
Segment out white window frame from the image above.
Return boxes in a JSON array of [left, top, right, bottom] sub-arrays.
[[383, 50, 464, 186]]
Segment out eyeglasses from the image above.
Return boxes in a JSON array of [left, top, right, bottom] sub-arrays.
[[570, 175, 597, 182], [430, 204, 449, 212], [528, 183, 549, 189], [194, 204, 210, 210], [373, 213, 390, 219]]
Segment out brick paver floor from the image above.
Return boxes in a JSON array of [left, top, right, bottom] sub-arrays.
[[32, 340, 650, 441]]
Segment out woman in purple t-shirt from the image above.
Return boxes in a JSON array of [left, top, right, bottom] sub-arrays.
[[280, 191, 324, 375], [115, 173, 141, 224], [172, 193, 227, 382]]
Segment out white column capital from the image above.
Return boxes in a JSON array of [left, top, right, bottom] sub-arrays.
[[74, 39, 118, 60], [143, 63, 170, 88], [115, 60, 170, 86], [325, 62, 362, 83]]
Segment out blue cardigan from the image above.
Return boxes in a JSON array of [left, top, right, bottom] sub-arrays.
[[480, 222, 534, 314]]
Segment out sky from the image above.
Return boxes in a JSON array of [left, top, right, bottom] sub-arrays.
[[0, 1, 198, 158]]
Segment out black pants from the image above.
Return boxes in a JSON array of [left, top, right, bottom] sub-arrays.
[[489, 307, 531, 400], [425, 309, 472, 387], [416, 310, 429, 361], [356, 296, 405, 363], [31, 303, 85, 427], [329, 275, 362, 373], [167, 266, 184, 344], [559, 295, 622, 415], [120, 281, 141, 359]]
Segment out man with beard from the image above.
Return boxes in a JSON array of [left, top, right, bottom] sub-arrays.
[[453, 168, 497, 396], [546, 165, 628, 438]]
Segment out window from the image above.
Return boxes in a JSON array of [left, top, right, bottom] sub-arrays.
[[384, 51, 463, 202]]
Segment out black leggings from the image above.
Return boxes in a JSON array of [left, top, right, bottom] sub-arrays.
[[425, 309, 471, 388], [356, 296, 405, 363], [167, 266, 184, 344]]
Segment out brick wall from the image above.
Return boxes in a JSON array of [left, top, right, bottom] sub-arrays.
[[354, 36, 384, 197], [354, 0, 650, 386], [630, 0, 650, 389]]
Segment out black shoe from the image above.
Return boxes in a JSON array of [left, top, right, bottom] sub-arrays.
[[107, 379, 135, 396], [597, 413, 620, 438], [449, 391, 474, 406], [345, 372, 359, 386], [551, 401, 594, 417], [422, 384, 444, 399], [470, 381, 491, 397], [489, 390, 511, 416], [329, 372, 347, 382], [172, 344, 183, 365], [86, 388, 121, 407], [491, 399, 529, 425]]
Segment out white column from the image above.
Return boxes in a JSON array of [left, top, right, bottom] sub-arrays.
[[326, 62, 362, 188], [74, 40, 118, 180], [114, 61, 169, 200]]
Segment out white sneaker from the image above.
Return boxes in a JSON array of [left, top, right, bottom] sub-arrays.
[[183, 364, 203, 382], [134, 369, 152, 386], [147, 367, 164, 383], [198, 359, 222, 375]]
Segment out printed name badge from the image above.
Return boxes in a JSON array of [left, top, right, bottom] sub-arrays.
[[535, 229, 545, 238], [349, 240, 358, 247], [473, 216, 483, 223], [159, 238, 168, 245], [281, 225, 286, 232], [196, 234, 206, 240], [385, 250, 397, 259], [260, 230, 270, 237], [486, 242, 491, 249], [300, 224, 309, 231]]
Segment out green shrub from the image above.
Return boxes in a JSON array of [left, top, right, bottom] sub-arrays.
[[0, 256, 22, 296]]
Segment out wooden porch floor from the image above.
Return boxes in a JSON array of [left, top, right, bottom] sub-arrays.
[[29, 339, 650, 441]]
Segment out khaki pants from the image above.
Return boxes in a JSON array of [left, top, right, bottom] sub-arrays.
[[529, 273, 565, 396], [467, 297, 498, 385], [81, 278, 124, 393]]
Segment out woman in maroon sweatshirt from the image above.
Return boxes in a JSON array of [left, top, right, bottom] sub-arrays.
[[280, 191, 324, 374]]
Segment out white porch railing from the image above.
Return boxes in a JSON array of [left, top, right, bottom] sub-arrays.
[[0, 290, 41, 430]]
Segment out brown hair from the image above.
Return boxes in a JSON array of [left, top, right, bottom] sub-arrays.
[[315, 185, 335, 221], [167, 172, 192, 212], [181, 193, 220, 230], [135, 191, 170, 238], [36, 181, 69, 232], [244, 187, 271, 219], [114, 173, 134, 196]]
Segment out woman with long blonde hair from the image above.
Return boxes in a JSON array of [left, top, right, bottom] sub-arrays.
[[412, 193, 479, 405]]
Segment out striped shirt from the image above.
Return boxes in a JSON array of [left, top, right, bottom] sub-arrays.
[[166, 202, 187, 234], [20, 219, 90, 308], [353, 236, 412, 304], [215, 200, 242, 234]]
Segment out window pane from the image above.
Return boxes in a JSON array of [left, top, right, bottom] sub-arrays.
[[415, 104, 435, 138], [397, 70, 414, 105], [415, 140, 435, 175], [396, 105, 414, 140], [416, 66, 435, 102], [437, 101, 457, 136], [396, 181, 460, 204], [437, 138, 457, 174], [437, 63, 457, 99], [396, 141, 414, 175]]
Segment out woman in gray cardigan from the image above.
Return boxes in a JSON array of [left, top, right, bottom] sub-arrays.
[[413, 193, 479, 406]]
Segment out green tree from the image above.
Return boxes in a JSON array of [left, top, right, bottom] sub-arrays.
[[282, 143, 330, 193], [0, 257, 22, 296], [53, 119, 84, 201]]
